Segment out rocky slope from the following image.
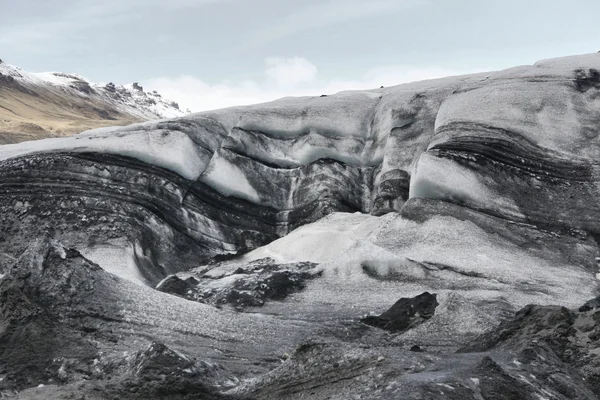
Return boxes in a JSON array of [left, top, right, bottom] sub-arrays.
[[0, 58, 187, 144], [1, 53, 600, 399]]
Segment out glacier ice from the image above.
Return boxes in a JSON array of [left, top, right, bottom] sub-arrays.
[[0, 128, 208, 180], [3, 53, 600, 398], [3, 52, 600, 283]]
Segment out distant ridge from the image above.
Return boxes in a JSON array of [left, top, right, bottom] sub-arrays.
[[0, 59, 188, 144]]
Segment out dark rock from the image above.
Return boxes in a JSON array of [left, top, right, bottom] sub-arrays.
[[370, 169, 411, 215], [579, 295, 600, 312], [156, 275, 197, 297], [185, 276, 200, 285], [130, 342, 195, 378], [69, 80, 95, 95], [575, 68, 600, 92], [0, 72, 16, 85], [471, 356, 535, 400], [81, 342, 236, 399], [409, 345, 423, 352], [458, 304, 575, 354], [132, 82, 143, 91], [362, 292, 438, 333], [173, 258, 322, 310], [239, 341, 377, 400], [0, 241, 111, 390], [459, 300, 600, 397]]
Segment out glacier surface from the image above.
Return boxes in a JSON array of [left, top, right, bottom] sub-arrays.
[[2, 52, 600, 399]]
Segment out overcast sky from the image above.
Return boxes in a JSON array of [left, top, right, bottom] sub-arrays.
[[1, 0, 599, 111]]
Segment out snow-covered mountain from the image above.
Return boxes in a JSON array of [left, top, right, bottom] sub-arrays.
[[0, 58, 187, 144]]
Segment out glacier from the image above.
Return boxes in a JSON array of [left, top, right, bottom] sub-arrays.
[[1, 53, 600, 399]]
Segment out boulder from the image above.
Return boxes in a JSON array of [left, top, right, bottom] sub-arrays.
[[362, 292, 439, 333]]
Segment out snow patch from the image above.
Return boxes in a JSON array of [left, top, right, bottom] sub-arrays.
[[436, 383, 455, 390], [534, 53, 600, 70], [199, 150, 261, 204], [32, 71, 85, 86], [79, 243, 149, 286], [242, 212, 386, 263]]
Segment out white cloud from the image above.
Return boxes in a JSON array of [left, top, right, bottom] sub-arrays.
[[265, 57, 318, 87], [143, 57, 488, 112]]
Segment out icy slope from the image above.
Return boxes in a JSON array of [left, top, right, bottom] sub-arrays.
[[1, 53, 600, 285]]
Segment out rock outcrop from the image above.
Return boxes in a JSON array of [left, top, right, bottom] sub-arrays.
[[236, 300, 600, 400], [362, 292, 439, 333], [157, 257, 321, 310]]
